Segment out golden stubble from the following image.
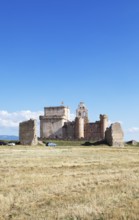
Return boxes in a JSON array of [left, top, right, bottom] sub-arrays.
[[0, 146, 139, 220]]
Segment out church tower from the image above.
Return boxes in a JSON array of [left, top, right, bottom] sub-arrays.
[[76, 102, 88, 122], [75, 102, 88, 139]]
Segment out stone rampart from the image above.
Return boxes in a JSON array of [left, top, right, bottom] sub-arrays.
[[19, 119, 38, 145], [105, 123, 124, 147]]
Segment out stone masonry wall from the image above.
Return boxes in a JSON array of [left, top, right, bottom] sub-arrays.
[[105, 122, 124, 147], [63, 121, 75, 140], [19, 119, 38, 145], [84, 122, 102, 141], [40, 106, 70, 139]]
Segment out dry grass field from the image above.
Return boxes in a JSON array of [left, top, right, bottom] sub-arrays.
[[0, 145, 139, 220]]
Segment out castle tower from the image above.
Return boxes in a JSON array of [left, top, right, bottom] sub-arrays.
[[75, 117, 84, 139], [39, 105, 70, 139], [100, 114, 108, 139]]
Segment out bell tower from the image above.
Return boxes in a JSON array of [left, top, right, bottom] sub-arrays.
[[76, 102, 88, 122], [75, 102, 88, 139]]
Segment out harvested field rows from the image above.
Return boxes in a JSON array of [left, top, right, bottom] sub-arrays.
[[0, 146, 139, 220]]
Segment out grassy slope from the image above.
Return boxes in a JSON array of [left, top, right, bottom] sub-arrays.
[[0, 145, 139, 220]]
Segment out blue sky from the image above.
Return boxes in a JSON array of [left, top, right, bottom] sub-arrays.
[[0, 0, 139, 140]]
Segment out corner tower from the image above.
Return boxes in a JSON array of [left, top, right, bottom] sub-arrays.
[[100, 114, 108, 139]]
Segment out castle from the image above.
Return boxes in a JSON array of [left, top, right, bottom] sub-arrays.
[[39, 102, 108, 141], [19, 102, 124, 146]]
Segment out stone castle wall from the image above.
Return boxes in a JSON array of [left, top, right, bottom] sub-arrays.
[[85, 122, 102, 141], [19, 119, 38, 145], [105, 123, 124, 147], [63, 121, 75, 139], [84, 115, 108, 141]]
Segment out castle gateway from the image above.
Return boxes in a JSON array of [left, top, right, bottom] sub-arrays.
[[39, 102, 108, 141]]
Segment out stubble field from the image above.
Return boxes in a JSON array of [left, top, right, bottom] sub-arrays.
[[0, 145, 139, 220]]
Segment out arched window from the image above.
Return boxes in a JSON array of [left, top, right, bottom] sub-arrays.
[[79, 112, 81, 116], [83, 112, 86, 117]]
